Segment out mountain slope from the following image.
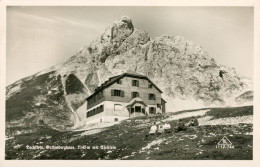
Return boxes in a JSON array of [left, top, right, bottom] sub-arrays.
[[6, 16, 253, 131], [5, 106, 253, 160]]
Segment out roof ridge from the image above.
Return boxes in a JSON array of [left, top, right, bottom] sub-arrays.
[[86, 72, 163, 100]]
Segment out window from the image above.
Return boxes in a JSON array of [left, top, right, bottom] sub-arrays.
[[131, 108, 134, 113], [132, 80, 139, 87], [87, 105, 104, 118], [114, 118, 118, 122], [111, 89, 124, 97], [149, 107, 156, 114], [114, 104, 122, 111], [135, 106, 141, 112], [100, 105, 104, 112], [117, 79, 122, 84], [148, 83, 153, 88], [149, 94, 156, 100], [142, 108, 145, 114], [157, 104, 161, 108], [132, 92, 139, 98]]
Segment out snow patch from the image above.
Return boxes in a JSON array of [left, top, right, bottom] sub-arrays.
[[165, 109, 210, 121], [198, 115, 253, 125]]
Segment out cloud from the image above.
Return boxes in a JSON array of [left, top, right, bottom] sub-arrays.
[[53, 16, 106, 30]]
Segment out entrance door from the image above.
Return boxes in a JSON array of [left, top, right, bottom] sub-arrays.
[[135, 106, 141, 112]]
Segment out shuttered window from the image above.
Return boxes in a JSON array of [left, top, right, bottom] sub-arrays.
[[117, 79, 122, 84], [149, 94, 156, 100], [132, 80, 139, 87], [132, 92, 139, 98], [111, 89, 124, 97], [149, 107, 156, 114], [157, 104, 161, 108]]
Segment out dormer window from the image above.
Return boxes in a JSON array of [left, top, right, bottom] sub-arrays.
[[132, 80, 139, 87], [117, 79, 122, 84]]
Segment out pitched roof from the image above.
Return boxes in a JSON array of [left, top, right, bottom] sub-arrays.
[[126, 97, 147, 108], [161, 98, 167, 103], [86, 72, 163, 100]]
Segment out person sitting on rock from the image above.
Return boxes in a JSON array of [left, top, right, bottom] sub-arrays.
[[146, 122, 157, 137], [157, 122, 165, 134], [175, 119, 187, 132], [163, 121, 172, 133]]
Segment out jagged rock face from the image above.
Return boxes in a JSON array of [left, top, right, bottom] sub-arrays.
[[6, 16, 253, 131]]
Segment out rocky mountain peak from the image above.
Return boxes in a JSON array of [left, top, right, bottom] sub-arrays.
[[100, 16, 134, 50], [6, 16, 253, 131]]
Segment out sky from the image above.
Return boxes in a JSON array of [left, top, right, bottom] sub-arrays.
[[6, 7, 254, 85]]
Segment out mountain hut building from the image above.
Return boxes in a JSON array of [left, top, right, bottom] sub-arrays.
[[85, 72, 166, 124]]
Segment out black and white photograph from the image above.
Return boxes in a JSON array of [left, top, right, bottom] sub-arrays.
[[1, 2, 259, 164]]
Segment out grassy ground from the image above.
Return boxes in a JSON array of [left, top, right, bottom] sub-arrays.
[[5, 106, 253, 160]]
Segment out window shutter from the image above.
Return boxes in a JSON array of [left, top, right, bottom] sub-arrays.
[[137, 81, 139, 87], [121, 91, 124, 97], [111, 89, 114, 96], [154, 95, 156, 100], [137, 92, 139, 97]]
